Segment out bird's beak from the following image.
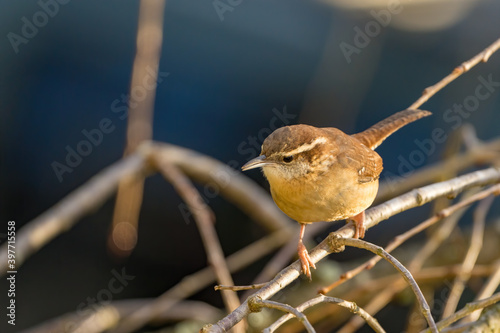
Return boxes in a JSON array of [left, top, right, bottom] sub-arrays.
[[241, 155, 270, 171]]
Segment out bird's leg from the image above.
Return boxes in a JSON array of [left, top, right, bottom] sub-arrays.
[[349, 211, 366, 239], [297, 223, 316, 279]]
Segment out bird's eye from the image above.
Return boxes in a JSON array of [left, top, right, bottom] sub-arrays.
[[283, 155, 294, 163]]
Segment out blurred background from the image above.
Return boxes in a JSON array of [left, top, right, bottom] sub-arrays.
[[1, 0, 500, 332]]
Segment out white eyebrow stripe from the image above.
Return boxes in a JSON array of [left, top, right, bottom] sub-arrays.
[[285, 137, 327, 155]]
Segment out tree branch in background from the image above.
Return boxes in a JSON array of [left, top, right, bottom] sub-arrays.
[[441, 196, 493, 318], [108, 0, 166, 258], [409, 38, 500, 110], [153, 155, 245, 333], [421, 292, 500, 333], [0, 152, 147, 276]]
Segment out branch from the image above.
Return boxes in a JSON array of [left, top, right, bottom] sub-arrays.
[[465, 259, 500, 323], [320, 184, 500, 294], [420, 292, 500, 333], [334, 238, 437, 333], [109, 0, 166, 257], [19, 299, 223, 333], [153, 155, 242, 326], [0, 151, 148, 276], [245, 297, 315, 333], [408, 38, 500, 110], [442, 196, 493, 318], [377, 138, 500, 202], [204, 167, 500, 332], [266, 294, 386, 333]]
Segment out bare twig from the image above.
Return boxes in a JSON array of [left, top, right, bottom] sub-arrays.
[[108, 211, 295, 333], [465, 259, 500, 322], [266, 294, 386, 333], [204, 167, 500, 333], [0, 152, 147, 275], [247, 297, 315, 333], [420, 292, 500, 333], [462, 303, 500, 333], [150, 142, 291, 232], [20, 299, 223, 333], [154, 156, 243, 332], [376, 138, 500, 202], [320, 184, 500, 294], [215, 283, 266, 291], [409, 38, 500, 110], [334, 238, 438, 333], [109, 0, 166, 257], [441, 196, 493, 318], [407, 192, 473, 272]]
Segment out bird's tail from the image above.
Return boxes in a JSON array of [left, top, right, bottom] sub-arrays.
[[352, 109, 431, 150]]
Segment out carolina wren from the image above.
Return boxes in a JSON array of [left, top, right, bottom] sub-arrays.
[[242, 109, 431, 278]]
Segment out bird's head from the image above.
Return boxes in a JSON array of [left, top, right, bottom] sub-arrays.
[[241, 125, 333, 180]]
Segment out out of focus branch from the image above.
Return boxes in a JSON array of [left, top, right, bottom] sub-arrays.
[[441, 196, 493, 318], [153, 155, 244, 332], [0, 152, 147, 276], [109, 0, 166, 257], [19, 299, 223, 333]]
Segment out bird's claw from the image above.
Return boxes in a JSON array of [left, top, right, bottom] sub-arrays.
[[298, 242, 316, 280]]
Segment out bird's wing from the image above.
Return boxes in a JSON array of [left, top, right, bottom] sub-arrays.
[[336, 138, 383, 183], [322, 127, 383, 184]]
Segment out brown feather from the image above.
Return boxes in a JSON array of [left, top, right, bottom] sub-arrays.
[[352, 109, 431, 150]]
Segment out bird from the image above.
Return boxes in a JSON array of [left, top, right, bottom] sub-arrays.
[[241, 109, 431, 279]]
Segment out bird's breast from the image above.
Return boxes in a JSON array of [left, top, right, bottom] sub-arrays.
[[265, 166, 379, 223]]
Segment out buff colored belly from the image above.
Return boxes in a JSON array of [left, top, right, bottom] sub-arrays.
[[267, 171, 379, 223]]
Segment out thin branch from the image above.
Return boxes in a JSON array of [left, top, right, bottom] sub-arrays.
[[247, 297, 315, 333], [408, 38, 500, 110], [0, 152, 147, 275], [420, 292, 500, 333], [154, 156, 243, 332], [376, 137, 500, 203], [109, 0, 166, 257], [215, 283, 266, 291], [442, 196, 493, 318], [204, 167, 500, 333], [266, 294, 386, 333], [149, 142, 292, 231], [21, 300, 222, 333], [320, 184, 500, 294], [108, 224, 296, 333], [335, 238, 438, 333], [465, 259, 500, 323], [408, 192, 473, 272]]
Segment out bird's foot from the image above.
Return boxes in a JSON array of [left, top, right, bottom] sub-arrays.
[[349, 211, 366, 239], [297, 241, 316, 280]]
